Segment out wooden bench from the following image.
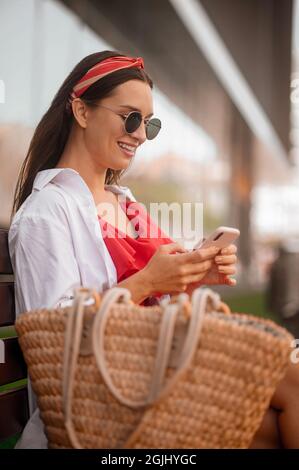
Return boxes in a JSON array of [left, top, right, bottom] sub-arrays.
[[0, 228, 29, 448]]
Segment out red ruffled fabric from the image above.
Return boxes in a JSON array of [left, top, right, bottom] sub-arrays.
[[98, 199, 173, 305]]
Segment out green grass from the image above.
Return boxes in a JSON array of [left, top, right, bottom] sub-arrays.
[[0, 378, 28, 395], [0, 433, 20, 449], [0, 378, 28, 449], [221, 290, 280, 323], [0, 325, 17, 339]]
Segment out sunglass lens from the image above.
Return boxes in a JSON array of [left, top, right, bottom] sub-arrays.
[[146, 118, 161, 140], [125, 112, 142, 133]]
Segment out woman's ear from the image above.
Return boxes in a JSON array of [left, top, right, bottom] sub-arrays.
[[71, 98, 88, 129]]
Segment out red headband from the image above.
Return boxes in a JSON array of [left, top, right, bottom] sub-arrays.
[[70, 55, 145, 101]]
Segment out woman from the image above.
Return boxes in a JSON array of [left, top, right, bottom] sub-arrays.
[[9, 50, 299, 448]]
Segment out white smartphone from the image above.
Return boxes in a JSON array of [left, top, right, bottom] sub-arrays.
[[193, 226, 240, 251]]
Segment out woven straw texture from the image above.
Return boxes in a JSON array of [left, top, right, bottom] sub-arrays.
[[15, 287, 293, 449]]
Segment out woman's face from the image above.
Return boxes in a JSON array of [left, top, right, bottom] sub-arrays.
[[83, 79, 154, 171]]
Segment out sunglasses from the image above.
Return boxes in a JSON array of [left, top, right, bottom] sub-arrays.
[[93, 104, 161, 140]]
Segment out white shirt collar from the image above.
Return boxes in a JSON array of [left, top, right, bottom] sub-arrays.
[[32, 167, 133, 201], [33, 167, 77, 190]]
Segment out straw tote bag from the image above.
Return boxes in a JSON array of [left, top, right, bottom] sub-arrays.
[[15, 286, 293, 449]]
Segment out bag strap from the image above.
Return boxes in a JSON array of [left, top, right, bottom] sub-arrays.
[[62, 286, 222, 448], [145, 288, 222, 405], [62, 287, 137, 448], [123, 287, 223, 448], [88, 288, 185, 407], [63, 288, 96, 448]]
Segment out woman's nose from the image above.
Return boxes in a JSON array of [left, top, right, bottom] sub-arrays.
[[129, 120, 147, 144]]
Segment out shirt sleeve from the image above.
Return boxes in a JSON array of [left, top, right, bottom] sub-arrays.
[[9, 212, 81, 315]]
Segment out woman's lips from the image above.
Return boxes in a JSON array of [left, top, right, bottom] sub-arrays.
[[117, 142, 136, 157]]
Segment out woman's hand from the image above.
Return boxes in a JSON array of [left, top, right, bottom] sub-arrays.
[[141, 242, 219, 296], [186, 244, 238, 295]]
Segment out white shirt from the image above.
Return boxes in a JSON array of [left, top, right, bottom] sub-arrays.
[[9, 167, 168, 448], [9, 167, 138, 317]]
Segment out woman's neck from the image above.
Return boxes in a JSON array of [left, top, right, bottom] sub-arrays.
[[56, 130, 108, 204]]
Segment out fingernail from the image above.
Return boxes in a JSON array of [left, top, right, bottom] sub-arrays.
[[215, 256, 223, 263]]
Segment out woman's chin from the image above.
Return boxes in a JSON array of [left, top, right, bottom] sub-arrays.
[[116, 157, 134, 169]]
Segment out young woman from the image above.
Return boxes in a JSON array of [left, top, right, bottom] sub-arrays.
[[9, 51, 298, 448]]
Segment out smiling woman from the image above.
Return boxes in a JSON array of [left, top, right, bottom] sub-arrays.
[[58, 78, 157, 176], [12, 52, 156, 215], [8, 50, 246, 449], [8, 48, 299, 451]]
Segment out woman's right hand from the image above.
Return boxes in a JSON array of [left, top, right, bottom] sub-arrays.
[[141, 242, 219, 296]]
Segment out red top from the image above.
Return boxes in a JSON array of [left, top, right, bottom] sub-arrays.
[[98, 199, 173, 305]]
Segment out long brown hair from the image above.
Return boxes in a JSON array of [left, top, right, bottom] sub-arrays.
[[11, 50, 153, 218]]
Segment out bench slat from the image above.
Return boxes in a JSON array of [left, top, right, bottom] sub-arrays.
[[0, 229, 29, 445], [0, 338, 27, 386], [0, 388, 29, 442], [0, 283, 15, 326], [0, 229, 12, 274]]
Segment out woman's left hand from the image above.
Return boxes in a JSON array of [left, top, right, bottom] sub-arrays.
[[186, 244, 238, 294]]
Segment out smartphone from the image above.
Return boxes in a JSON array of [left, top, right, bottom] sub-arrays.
[[193, 226, 240, 251]]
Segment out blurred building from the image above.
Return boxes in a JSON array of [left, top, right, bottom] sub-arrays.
[[0, 124, 32, 227]]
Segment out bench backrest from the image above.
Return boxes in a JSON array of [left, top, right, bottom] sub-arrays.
[[0, 229, 29, 447]]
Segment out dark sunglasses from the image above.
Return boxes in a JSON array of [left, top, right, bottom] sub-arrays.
[[93, 104, 161, 140]]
